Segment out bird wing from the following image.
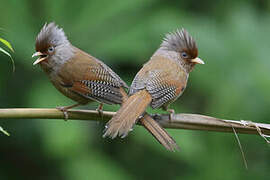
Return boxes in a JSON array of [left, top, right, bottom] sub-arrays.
[[130, 55, 188, 109], [58, 47, 127, 105]]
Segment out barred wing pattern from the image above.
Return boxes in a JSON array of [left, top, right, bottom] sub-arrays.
[[130, 55, 188, 109], [72, 63, 126, 104], [59, 47, 128, 105]]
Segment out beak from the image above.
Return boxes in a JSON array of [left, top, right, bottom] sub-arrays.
[[32, 52, 47, 65], [191, 57, 205, 64]]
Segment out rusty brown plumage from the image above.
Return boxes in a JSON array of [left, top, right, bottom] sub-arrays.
[[140, 114, 179, 151], [104, 28, 204, 151], [103, 88, 178, 151], [33, 22, 128, 114], [54, 47, 128, 105], [103, 89, 152, 138], [33, 22, 177, 150]]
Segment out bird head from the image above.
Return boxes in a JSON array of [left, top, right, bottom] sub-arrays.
[[32, 22, 73, 66], [161, 28, 204, 71]]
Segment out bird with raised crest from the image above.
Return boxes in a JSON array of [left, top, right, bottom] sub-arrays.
[[32, 22, 177, 151], [32, 22, 129, 118], [103, 28, 205, 151]]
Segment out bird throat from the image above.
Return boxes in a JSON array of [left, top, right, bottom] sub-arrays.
[[40, 44, 75, 75]]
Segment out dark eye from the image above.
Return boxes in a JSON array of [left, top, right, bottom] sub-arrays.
[[181, 52, 188, 58], [48, 46, 54, 53]]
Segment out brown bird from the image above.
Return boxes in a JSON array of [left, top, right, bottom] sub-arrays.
[[104, 29, 204, 151], [32, 22, 173, 150], [32, 22, 129, 117]]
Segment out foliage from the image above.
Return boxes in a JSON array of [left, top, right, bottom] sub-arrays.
[[0, 33, 13, 136], [0, 36, 15, 72], [0, 126, 10, 136]]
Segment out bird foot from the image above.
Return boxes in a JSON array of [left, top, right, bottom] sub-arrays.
[[56, 106, 69, 121], [96, 103, 104, 117], [167, 109, 175, 122], [96, 108, 103, 117], [56, 103, 80, 121], [167, 109, 175, 114]]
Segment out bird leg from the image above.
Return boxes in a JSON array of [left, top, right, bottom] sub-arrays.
[[57, 103, 80, 120], [162, 105, 175, 121], [96, 103, 103, 117], [166, 109, 175, 114]]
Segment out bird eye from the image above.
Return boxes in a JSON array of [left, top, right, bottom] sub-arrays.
[[48, 46, 54, 53], [181, 52, 188, 58]]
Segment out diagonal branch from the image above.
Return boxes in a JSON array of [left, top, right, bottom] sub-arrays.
[[0, 108, 270, 137]]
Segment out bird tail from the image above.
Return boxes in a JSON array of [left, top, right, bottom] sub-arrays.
[[104, 88, 179, 151], [103, 89, 152, 138], [140, 114, 179, 151]]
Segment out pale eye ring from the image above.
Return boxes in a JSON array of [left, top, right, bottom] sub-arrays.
[[48, 46, 54, 53], [181, 52, 188, 58]]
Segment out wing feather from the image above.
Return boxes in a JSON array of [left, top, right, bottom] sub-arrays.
[[130, 55, 188, 109], [58, 47, 127, 105]]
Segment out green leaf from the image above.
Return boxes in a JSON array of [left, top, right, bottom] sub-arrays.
[[0, 126, 10, 136], [0, 37, 14, 52], [0, 47, 15, 72]]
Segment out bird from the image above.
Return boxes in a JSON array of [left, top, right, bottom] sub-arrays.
[[103, 28, 205, 151], [32, 22, 176, 151], [32, 22, 129, 118]]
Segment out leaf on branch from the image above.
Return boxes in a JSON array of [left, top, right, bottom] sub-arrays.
[[0, 37, 14, 52], [0, 46, 15, 72], [0, 125, 10, 136]]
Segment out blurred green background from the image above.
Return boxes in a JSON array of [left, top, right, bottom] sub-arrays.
[[1, 0, 270, 179]]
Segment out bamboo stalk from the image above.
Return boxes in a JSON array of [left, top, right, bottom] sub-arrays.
[[0, 108, 269, 136]]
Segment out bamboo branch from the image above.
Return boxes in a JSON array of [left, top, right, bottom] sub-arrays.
[[0, 108, 270, 137]]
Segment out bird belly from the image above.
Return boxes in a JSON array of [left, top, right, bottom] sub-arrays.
[[49, 73, 90, 105]]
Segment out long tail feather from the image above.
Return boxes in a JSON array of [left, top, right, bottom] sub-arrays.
[[140, 114, 179, 151], [103, 89, 152, 138]]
